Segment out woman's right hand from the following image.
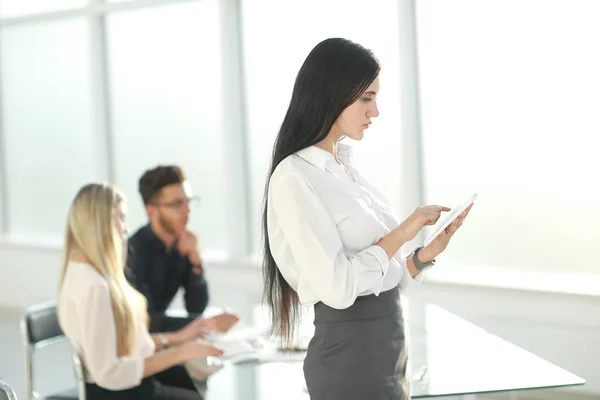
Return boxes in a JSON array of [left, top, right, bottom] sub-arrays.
[[173, 317, 218, 344], [177, 338, 224, 361], [397, 205, 451, 241]]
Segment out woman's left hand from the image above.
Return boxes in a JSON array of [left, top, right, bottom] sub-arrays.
[[418, 204, 473, 262]]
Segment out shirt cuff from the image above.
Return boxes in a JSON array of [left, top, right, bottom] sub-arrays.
[[366, 245, 391, 276], [412, 270, 424, 283], [402, 254, 424, 283]]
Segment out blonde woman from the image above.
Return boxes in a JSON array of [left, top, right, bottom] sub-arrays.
[[58, 183, 223, 400]]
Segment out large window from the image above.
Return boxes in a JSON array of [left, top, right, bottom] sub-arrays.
[[106, 1, 227, 253], [1, 18, 96, 237], [242, 0, 404, 247], [0, 168, 4, 231], [416, 0, 600, 274], [0, 0, 85, 19], [2, 0, 596, 284]]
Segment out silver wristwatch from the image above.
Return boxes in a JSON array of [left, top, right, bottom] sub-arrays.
[[412, 246, 436, 271], [158, 333, 170, 349]]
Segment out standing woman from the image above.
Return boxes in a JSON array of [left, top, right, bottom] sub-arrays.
[[58, 183, 223, 400], [262, 38, 472, 400]]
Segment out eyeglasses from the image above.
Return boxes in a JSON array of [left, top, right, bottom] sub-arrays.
[[151, 196, 200, 211]]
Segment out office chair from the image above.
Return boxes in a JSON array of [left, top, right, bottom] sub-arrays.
[[20, 301, 78, 400], [0, 378, 18, 400]]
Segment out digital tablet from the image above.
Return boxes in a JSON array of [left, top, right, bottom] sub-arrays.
[[422, 193, 477, 247]]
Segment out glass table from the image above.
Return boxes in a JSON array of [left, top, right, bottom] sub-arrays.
[[194, 299, 585, 399]]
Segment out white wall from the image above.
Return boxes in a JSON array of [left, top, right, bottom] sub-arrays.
[[1, 241, 599, 397]]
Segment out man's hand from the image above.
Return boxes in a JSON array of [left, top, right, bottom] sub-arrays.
[[177, 230, 202, 273]]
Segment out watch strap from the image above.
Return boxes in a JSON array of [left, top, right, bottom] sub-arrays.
[[412, 246, 436, 271]]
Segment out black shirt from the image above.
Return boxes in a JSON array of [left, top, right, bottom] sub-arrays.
[[126, 224, 209, 332]]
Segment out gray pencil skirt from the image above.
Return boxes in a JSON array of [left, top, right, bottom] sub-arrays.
[[303, 286, 409, 400]]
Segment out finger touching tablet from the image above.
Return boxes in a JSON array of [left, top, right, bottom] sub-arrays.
[[422, 193, 477, 247]]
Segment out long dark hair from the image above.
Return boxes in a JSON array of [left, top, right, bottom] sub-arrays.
[[261, 38, 381, 344]]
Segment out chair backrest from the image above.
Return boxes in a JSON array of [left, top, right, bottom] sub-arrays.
[[21, 301, 66, 400], [21, 301, 63, 346], [0, 379, 18, 400]]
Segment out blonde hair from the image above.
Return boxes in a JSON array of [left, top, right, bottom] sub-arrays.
[[59, 183, 148, 357]]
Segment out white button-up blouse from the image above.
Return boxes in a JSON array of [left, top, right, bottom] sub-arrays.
[[267, 143, 421, 310]]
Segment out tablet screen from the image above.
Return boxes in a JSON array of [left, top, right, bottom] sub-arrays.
[[422, 193, 477, 247]]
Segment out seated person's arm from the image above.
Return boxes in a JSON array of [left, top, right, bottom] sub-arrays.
[[126, 250, 166, 333], [151, 314, 216, 349], [144, 337, 222, 377], [177, 232, 209, 315], [76, 282, 175, 389], [183, 260, 209, 315]]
